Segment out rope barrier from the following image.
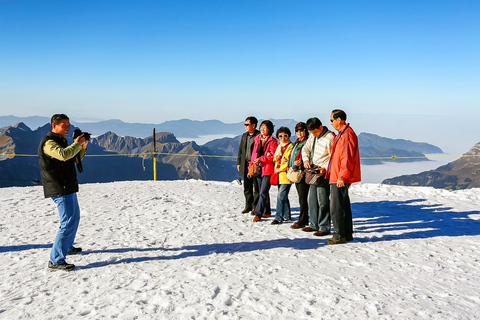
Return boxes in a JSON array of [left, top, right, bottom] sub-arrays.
[[1, 152, 479, 160]]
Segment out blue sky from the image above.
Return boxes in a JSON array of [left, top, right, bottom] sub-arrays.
[[1, 0, 479, 140]]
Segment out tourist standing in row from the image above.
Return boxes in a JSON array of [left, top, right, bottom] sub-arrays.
[[237, 116, 260, 214], [250, 120, 278, 222], [327, 109, 361, 244], [289, 122, 310, 229], [301, 117, 335, 237], [271, 127, 293, 225]]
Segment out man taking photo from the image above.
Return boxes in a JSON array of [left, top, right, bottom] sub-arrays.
[[38, 114, 88, 271]]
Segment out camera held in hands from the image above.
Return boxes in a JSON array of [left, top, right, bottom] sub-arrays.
[[73, 128, 91, 141], [72, 129, 90, 173]]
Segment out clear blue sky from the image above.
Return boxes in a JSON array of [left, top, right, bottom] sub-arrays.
[[1, 0, 479, 129]]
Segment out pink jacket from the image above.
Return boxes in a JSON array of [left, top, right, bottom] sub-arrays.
[[327, 124, 361, 184], [249, 135, 278, 176]]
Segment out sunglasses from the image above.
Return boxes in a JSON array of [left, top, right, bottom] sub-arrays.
[[278, 134, 289, 138], [244, 123, 251, 126], [330, 118, 337, 123]]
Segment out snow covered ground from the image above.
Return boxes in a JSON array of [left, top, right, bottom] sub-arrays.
[[1, 180, 479, 319]]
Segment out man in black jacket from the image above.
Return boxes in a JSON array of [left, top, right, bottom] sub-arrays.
[[237, 116, 260, 214], [38, 114, 88, 271]]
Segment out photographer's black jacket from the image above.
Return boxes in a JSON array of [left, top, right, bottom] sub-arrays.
[[38, 132, 81, 198]]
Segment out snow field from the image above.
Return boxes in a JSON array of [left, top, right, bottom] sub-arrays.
[[1, 180, 479, 319]]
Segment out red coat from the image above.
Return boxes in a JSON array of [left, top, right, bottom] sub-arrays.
[[249, 135, 278, 176], [327, 124, 361, 184]]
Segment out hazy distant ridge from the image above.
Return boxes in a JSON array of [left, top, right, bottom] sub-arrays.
[[382, 142, 480, 190], [0, 116, 302, 139]]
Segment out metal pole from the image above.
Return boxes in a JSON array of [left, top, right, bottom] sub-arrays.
[[153, 128, 157, 181]]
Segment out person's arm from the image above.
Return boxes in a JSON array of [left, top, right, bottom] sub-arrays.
[[237, 134, 245, 171], [258, 139, 277, 163], [278, 144, 293, 172], [44, 140, 83, 161], [338, 131, 356, 187], [302, 136, 313, 168]]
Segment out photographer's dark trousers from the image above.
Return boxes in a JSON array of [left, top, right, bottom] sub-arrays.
[[50, 193, 80, 264], [330, 183, 353, 239], [243, 167, 259, 210], [255, 175, 272, 217]]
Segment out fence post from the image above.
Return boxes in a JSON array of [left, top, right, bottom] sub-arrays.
[[153, 128, 157, 181]]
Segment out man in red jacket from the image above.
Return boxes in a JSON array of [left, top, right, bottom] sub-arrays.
[[327, 109, 361, 244]]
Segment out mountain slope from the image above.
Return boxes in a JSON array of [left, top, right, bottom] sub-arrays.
[[358, 132, 443, 164], [382, 142, 480, 190]]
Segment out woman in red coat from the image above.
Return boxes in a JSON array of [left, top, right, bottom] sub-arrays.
[[249, 120, 278, 222]]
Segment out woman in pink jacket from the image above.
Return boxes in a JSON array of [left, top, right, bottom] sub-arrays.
[[249, 120, 278, 222]]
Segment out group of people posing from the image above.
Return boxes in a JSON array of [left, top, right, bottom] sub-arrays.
[[237, 109, 361, 245], [40, 110, 361, 271]]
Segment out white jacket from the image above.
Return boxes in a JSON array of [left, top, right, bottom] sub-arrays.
[[301, 128, 335, 169]]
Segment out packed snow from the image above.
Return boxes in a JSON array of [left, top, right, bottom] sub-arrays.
[[1, 180, 479, 319]]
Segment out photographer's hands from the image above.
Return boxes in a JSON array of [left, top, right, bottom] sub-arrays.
[[74, 134, 89, 149]]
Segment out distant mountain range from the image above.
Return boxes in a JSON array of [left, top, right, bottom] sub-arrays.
[[0, 122, 235, 187], [204, 132, 443, 165], [358, 133, 442, 165], [383, 142, 480, 190], [1, 117, 453, 188], [0, 115, 297, 139]]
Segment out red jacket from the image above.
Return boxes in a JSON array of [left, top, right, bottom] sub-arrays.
[[327, 124, 361, 184], [249, 135, 278, 176]]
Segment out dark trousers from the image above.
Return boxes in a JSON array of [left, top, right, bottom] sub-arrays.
[[295, 181, 310, 226], [243, 168, 259, 210], [255, 175, 272, 217], [330, 184, 353, 239], [308, 178, 331, 231]]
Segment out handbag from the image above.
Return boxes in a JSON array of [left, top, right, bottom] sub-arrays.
[[270, 173, 279, 186], [304, 136, 325, 185], [248, 162, 262, 177], [286, 167, 304, 183], [305, 166, 325, 185]]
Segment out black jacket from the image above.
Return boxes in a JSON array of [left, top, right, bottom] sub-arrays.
[[38, 132, 79, 198], [237, 130, 260, 177]]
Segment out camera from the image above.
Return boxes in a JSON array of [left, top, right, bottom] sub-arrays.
[[73, 128, 91, 141]]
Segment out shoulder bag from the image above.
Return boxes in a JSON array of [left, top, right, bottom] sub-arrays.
[[248, 162, 262, 177], [305, 136, 325, 185]]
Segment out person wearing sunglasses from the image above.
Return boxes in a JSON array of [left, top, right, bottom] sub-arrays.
[[237, 116, 260, 214], [289, 122, 310, 229], [326, 109, 361, 244], [271, 127, 294, 225]]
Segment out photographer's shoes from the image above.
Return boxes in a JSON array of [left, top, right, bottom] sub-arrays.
[[48, 261, 75, 271]]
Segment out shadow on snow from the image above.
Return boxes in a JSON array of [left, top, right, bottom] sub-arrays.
[[79, 199, 479, 269], [2, 199, 478, 269], [79, 238, 324, 270], [351, 199, 480, 242]]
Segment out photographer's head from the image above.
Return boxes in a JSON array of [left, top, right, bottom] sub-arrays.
[[51, 114, 70, 137]]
